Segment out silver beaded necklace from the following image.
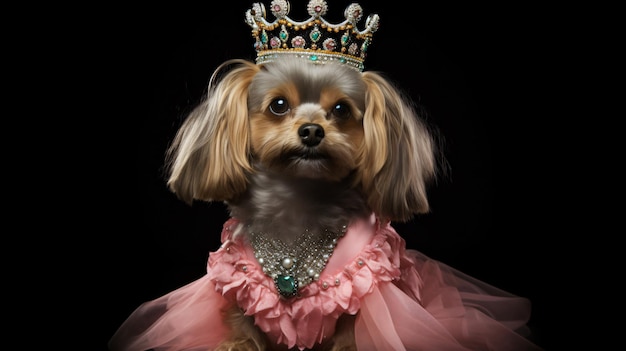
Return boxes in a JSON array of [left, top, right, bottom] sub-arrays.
[[249, 224, 348, 298]]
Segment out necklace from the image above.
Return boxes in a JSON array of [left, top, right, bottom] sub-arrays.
[[249, 224, 348, 298]]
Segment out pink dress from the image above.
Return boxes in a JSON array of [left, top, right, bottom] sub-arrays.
[[109, 214, 542, 351]]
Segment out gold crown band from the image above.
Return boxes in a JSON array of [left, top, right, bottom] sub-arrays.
[[256, 49, 365, 72]]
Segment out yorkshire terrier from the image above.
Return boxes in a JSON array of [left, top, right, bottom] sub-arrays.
[[164, 52, 435, 349], [110, 1, 542, 350]]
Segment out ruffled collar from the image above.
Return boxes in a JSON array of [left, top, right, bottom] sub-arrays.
[[207, 213, 409, 350]]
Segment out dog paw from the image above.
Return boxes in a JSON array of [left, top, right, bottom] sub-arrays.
[[329, 345, 357, 351], [214, 339, 264, 351]]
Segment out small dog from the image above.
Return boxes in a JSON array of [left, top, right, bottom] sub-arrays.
[[110, 2, 541, 350], [164, 54, 436, 349]]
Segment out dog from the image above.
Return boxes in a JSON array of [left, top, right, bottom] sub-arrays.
[[110, 1, 542, 350], [164, 53, 435, 349]]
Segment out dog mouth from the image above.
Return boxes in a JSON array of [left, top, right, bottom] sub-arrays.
[[283, 148, 328, 162], [264, 147, 351, 181]]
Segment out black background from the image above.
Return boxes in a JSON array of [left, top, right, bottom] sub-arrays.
[[96, 1, 568, 349]]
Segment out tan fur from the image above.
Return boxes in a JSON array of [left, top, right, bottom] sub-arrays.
[[217, 307, 357, 351], [249, 87, 364, 182], [165, 57, 438, 350], [358, 72, 435, 221], [166, 60, 260, 204], [214, 306, 269, 351], [166, 59, 435, 220]]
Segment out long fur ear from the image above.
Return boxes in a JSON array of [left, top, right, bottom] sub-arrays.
[[165, 59, 260, 204], [359, 71, 437, 221]]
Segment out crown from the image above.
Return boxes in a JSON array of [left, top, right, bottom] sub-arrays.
[[245, 0, 380, 72]]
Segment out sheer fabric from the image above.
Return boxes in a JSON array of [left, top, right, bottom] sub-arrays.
[[110, 214, 541, 350]]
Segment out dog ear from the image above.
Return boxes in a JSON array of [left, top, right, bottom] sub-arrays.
[[166, 59, 260, 204], [359, 72, 436, 221]]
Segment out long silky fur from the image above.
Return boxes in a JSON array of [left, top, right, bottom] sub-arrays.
[[163, 56, 439, 350], [359, 71, 436, 221], [166, 59, 259, 204]]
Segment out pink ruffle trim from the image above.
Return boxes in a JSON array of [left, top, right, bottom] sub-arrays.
[[109, 213, 543, 351], [208, 215, 408, 349]]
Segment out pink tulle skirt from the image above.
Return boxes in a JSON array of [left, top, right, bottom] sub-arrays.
[[109, 215, 542, 350]]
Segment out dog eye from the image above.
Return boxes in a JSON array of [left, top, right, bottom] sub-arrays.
[[269, 98, 290, 116], [330, 102, 351, 120]]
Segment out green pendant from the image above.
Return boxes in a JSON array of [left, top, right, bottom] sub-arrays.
[[276, 275, 298, 298]]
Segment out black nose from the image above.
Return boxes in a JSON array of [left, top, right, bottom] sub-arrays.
[[298, 123, 325, 146]]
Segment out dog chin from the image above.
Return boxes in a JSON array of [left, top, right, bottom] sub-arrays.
[[260, 149, 349, 181], [267, 156, 345, 181], [286, 160, 343, 181]]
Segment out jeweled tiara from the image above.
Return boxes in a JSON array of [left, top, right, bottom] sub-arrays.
[[245, 0, 380, 72]]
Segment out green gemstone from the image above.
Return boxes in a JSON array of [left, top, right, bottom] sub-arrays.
[[276, 275, 297, 297], [311, 30, 320, 41], [280, 30, 288, 41], [310, 55, 318, 61], [362, 39, 370, 52], [341, 33, 349, 46]]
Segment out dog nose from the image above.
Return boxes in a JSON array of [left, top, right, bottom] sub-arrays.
[[298, 123, 325, 146]]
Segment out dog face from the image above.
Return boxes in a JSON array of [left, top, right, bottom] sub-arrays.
[[166, 56, 436, 221], [247, 58, 366, 181]]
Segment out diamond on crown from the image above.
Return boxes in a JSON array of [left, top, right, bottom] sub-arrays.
[[245, 0, 380, 72]]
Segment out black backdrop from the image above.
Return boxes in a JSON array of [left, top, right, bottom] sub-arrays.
[[99, 1, 562, 349]]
